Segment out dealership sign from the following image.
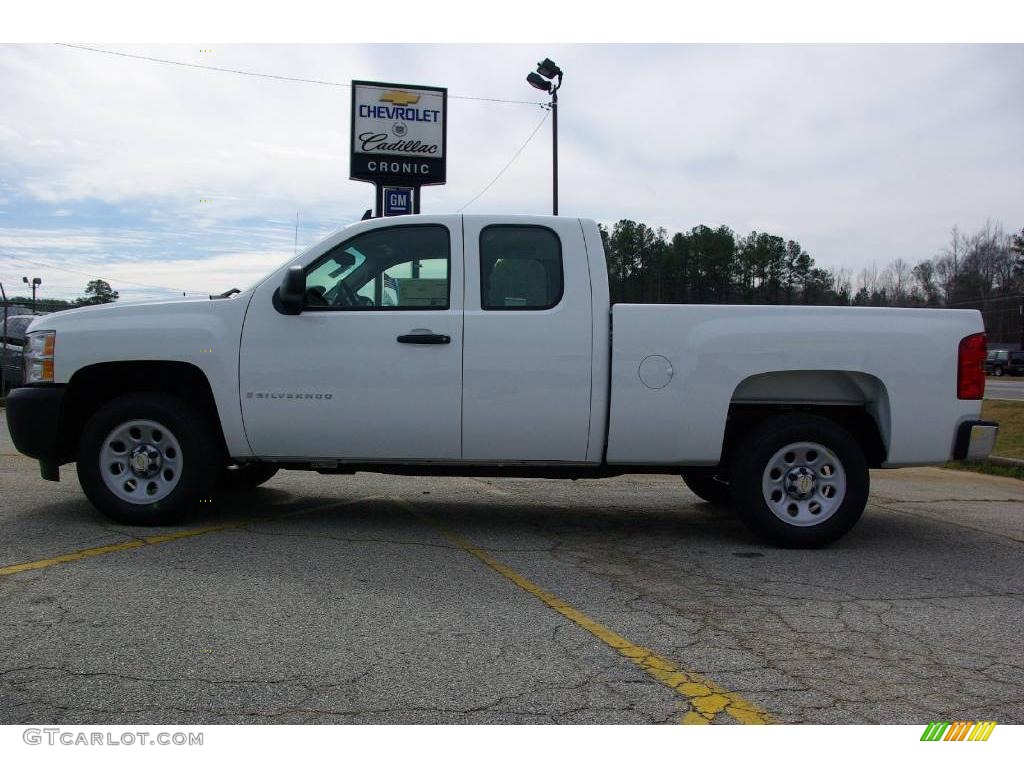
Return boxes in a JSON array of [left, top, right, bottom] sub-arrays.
[[350, 80, 447, 187]]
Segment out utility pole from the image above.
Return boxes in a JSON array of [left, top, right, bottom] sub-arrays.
[[22, 276, 41, 314], [552, 85, 559, 216], [527, 57, 563, 216]]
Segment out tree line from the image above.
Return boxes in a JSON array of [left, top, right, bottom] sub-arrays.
[[6, 225, 1023, 340], [601, 219, 1024, 310]]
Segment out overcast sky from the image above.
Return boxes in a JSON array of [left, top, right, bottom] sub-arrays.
[[1, 43, 1022, 301]]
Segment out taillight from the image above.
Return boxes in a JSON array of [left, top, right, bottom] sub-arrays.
[[957, 332, 986, 400]]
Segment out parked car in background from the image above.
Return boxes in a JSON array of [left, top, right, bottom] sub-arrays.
[[1, 315, 35, 390], [1007, 351, 1024, 377], [985, 350, 1010, 376]]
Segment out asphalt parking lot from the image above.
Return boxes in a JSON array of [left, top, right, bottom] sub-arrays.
[[1, 410, 1023, 725]]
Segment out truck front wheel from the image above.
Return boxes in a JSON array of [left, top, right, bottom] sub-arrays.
[[77, 393, 218, 525], [729, 414, 869, 548]]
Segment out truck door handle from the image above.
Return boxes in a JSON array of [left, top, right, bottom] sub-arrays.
[[397, 333, 451, 345]]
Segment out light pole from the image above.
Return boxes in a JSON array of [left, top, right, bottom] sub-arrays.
[[527, 57, 563, 216], [22, 276, 41, 314]]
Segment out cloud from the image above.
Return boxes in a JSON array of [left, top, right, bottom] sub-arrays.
[[1, 43, 1022, 299], [0, 227, 153, 251]]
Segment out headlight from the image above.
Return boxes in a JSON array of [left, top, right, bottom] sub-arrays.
[[24, 330, 56, 384]]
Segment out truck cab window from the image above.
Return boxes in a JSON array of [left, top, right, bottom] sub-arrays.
[[304, 225, 450, 310], [480, 225, 563, 310]]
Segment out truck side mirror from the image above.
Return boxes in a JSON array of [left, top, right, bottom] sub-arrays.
[[277, 266, 306, 315]]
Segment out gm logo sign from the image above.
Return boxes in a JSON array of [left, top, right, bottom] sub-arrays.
[[383, 186, 414, 216]]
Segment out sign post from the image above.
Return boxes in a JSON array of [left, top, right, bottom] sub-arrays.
[[350, 80, 447, 216]]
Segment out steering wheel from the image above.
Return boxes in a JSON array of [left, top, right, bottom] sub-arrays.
[[335, 280, 364, 307]]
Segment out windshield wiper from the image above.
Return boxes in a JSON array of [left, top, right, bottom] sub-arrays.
[[210, 288, 241, 299]]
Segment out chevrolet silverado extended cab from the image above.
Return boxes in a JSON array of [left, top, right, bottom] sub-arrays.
[[6, 215, 999, 546]]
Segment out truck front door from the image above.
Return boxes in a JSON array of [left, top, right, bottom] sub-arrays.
[[239, 219, 463, 460]]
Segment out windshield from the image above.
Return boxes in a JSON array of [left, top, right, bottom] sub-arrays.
[[236, 221, 360, 297]]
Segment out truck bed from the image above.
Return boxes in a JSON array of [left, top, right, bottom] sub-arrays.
[[606, 303, 985, 466]]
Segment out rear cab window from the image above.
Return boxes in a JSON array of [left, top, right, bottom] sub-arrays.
[[479, 225, 563, 310]]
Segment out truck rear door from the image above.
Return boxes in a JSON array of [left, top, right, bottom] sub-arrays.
[[461, 216, 594, 462]]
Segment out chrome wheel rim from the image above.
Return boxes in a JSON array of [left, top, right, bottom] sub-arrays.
[[99, 419, 183, 504], [761, 441, 846, 527]]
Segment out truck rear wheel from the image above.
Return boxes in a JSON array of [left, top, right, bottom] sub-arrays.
[[729, 414, 869, 548], [77, 393, 218, 525], [681, 471, 731, 506]]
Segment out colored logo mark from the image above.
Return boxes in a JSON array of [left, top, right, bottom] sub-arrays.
[[920, 721, 996, 741], [379, 90, 421, 106]]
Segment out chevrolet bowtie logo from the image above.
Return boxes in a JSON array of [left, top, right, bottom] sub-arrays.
[[379, 90, 421, 106]]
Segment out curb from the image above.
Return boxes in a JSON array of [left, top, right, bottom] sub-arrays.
[[988, 455, 1024, 469]]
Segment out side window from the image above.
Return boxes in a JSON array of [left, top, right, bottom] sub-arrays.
[[306, 250, 365, 293], [480, 225, 563, 310], [303, 225, 450, 310]]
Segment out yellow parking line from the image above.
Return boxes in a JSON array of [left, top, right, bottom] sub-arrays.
[[397, 498, 774, 725], [0, 520, 255, 577], [4, 491, 774, 724], [0, 498, 357, 578]]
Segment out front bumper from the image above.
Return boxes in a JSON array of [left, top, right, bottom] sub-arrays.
[[952, 420, 999, 462], [5, 385, 67, 479]]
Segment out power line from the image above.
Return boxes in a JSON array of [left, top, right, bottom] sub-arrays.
[[55, 43, 544, 106], [459, 110, 550, 212], [12, 49, 554, 288], [52, 43, 555, 216]]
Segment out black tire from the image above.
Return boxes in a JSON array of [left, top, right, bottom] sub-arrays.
[[729, 414, 869, 548], [219, 463, 278, 492], [77, 393, 219, 525], [993, 366, 1004, 377], [682, 471, 731, 506]]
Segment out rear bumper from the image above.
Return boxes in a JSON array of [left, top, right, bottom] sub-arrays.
[[952, 420, 999, 462], [6, 385, 66, 478]]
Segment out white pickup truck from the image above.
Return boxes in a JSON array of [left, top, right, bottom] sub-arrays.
[[7, 214, 998, 546]]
